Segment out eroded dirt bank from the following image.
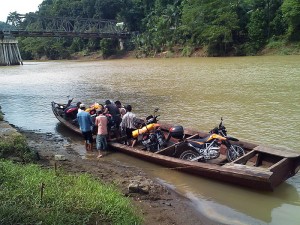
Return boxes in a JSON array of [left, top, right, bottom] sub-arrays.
[[11, 125, 219, 225]]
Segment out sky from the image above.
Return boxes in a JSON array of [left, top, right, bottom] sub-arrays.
[[0, 0, 43, 22]]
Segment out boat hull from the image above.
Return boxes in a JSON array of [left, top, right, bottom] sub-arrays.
[[109, 142, 273, 190]]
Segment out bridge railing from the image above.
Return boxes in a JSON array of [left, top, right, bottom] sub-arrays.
[[1, 14, 130, 38]]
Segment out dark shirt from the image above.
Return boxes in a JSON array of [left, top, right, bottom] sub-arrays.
[[105, 103, 122, 128], [105, 104, 120, 118]]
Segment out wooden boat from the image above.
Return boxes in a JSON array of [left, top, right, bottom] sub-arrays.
[[51, 101, 300, 191]]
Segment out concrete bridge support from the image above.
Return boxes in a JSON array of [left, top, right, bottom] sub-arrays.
[[0, 39, 23, 66], [119, 38, 124, 50]]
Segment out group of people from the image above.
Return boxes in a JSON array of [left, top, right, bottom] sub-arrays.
[[76, 100, 137, 158]]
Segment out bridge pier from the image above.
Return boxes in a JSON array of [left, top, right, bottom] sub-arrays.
[[0, 38, 23, 66], [119, 38, 124, 50]]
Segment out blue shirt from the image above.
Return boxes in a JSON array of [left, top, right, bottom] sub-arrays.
[[77, 111, 93, 132]]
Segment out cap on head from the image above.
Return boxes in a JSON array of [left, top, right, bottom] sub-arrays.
[[79, 103, 86, 109]]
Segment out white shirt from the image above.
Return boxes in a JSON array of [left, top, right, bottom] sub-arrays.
[[120, 112, 136, 129]]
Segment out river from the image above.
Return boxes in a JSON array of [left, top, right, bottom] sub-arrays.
[[0, 56, 299, 225]]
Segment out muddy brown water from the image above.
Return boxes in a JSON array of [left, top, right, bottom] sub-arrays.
[[0, 56, 299, 225]]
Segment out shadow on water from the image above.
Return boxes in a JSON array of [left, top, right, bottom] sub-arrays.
[[186, 178, 300, 224], [54, 122, 90, 158], [55, 122, 82, 141]]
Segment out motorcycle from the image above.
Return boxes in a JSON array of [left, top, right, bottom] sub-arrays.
[[57, 96, 103, 121], [138, 108, 167, 152], [177, 118, 245, 162], [54, 96, 73, 111], [54, 96, 78, 120], [60, 96, 82, 122]]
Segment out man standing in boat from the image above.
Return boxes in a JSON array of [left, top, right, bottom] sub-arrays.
[[120, 105, 137, 147], [104, 100, 122, 138], [115, 100, 126, 118], [77, 103, 94, 152]]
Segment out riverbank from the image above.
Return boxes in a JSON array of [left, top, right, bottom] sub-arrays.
[[67, 42, 300, 61], [0, 117, 218, 225]]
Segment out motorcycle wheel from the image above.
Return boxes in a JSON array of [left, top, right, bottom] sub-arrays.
[[149, 144, 159, 152], [179, 150, 200, 161], [226, 144, 245, 162]]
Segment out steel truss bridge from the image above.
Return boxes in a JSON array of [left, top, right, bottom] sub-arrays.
[[0, 14, 131, 39]]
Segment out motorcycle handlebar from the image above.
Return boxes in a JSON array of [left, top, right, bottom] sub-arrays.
[[227, 136, 239, 142]]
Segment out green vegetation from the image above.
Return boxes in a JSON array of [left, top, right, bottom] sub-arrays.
[[265, 40, 300, 54], [0, 133, 36, 162], [0, 160, 142, 225], [0, 106, 35, 161], [6, 0, 300, 58], [100, 38, 118, 59], [0, 106, 3, 121]]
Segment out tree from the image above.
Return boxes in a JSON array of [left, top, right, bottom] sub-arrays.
[[100, 38, 118, 58], [94, 0, 123, 19], [181, 0, 239, 56], [136, 0, 182, 55], [247, 8, 267, 51], [282, 0, 300, 41]]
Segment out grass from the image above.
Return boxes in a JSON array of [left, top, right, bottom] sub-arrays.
[[264, 39, 300, 55], [0, 105, 34, 161], [0, 160, 142, 225], [0, 133, 36, 162], [0, 106, 3, 121]]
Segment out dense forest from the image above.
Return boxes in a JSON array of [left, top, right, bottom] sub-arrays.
[[5, 0, 300, 59]]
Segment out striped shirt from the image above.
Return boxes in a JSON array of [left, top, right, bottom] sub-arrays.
[[120, 112, 136, 129]]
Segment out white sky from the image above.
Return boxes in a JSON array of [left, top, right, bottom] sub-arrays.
[[0, 0, 43, 22]]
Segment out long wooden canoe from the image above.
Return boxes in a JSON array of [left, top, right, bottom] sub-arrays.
[[51, 101, 300, 191]]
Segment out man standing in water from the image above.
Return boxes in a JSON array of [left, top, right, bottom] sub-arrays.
[[95, 109, 108, 158], [77, 103, 94, 152]]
